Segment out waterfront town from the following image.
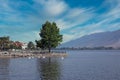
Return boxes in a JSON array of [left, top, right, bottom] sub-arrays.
[[0, 36, 28, 51]]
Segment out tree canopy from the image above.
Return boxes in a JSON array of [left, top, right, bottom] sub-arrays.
[[36, 21, 62, 52], [27, 41, 35, 49], [0, 36, 10, 50], [0, 36, 24, 50]]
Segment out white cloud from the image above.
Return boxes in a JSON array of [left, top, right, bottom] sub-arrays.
[[1, 0, 120, 43], [66, 8, 92, 18], [0, 0, 96, 43], [56, 8, 95, 30], [34, 0, 68, 16], [61, 0, 120, 43], [63, 34, 75, 43], [55, 7, 96, 43], [44, 0, 68, 16], [56, 19, 70, 30], [62, 30, 91, 43]]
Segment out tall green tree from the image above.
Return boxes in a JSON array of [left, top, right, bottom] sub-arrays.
[[36, 21, 62, 52], [27, 41, 35, 49]]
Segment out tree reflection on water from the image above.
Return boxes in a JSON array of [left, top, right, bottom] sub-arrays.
[[37, 58, 61, 80]]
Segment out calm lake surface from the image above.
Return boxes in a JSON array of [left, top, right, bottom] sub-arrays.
[[0, 50, 120, 80]]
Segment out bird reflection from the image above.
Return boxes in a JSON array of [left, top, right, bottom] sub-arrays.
[[37, 57, 61, 80]]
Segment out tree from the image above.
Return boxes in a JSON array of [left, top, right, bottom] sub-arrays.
[[27, 41, 35, 49], [0, 36, 10, 50], [13, 41, 22, 49], [36, 21, 62, 52]]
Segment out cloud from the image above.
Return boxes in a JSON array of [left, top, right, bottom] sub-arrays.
[[0, 0, 120, 43], [63, 34, 75, 43], [34, 0, 68, 16], [56, 8, 95, 30], [60, 0, 120, 43]]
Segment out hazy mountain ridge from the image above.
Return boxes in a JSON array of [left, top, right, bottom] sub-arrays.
[[60, 29, 120, 48]]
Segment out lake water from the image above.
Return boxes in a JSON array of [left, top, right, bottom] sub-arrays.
[[0, 50, 120, 80]]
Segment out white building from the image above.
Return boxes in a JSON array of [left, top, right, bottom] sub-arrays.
[[22, 43, 27, 50]]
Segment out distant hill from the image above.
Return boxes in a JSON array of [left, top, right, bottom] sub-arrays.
[[60, 29, 120, 48]]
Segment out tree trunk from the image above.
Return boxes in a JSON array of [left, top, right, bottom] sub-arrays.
[[48, 47, 51, 53]]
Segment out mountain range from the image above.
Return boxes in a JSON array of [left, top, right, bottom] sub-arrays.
[[60, 29, 120, 48]]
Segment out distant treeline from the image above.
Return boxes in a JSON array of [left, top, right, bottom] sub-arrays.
[[56, 47, 120, 50]]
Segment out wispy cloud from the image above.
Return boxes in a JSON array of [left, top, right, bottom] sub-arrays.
[[0, 0, 120, 43], [56, 8, 95, 30], [33, 0, 68, 17], [61, 0, 120, 42]]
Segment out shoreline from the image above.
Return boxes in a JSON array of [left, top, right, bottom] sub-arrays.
[[0, 51, 67, 58]]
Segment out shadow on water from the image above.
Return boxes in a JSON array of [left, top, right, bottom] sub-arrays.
[[0, 58, 10, 80], [37, 57, 61, 80]]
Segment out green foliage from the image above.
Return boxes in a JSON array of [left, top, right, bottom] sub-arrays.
[[36, 21, 62, 52], [27, 41, 35, 49], [0, 36, 10, 50], [0, 37, 23, 50], [9, 41, 22, 50]]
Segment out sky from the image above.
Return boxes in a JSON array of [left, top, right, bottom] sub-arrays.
[[0, 0, 120, 43]]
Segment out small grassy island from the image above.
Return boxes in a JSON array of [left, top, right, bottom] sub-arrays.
[[0, 21, 67, 58]]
